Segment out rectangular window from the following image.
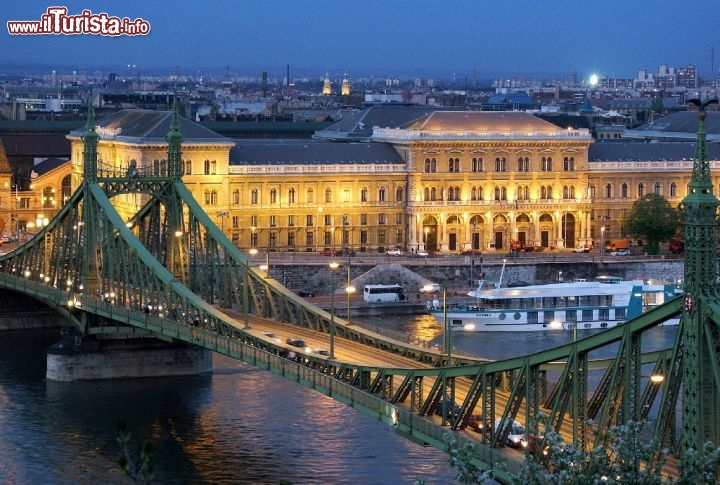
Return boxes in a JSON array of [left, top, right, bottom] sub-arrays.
[[396, 213, 403, 224], [343, 189, 350, 202], [269, 215, 276, 227], [306, 232, 313, 248], [599, 308, 610, 320], [324, 231, 332, 245], [566, 310, 577, 322], [378, 230, 386, 244], [306, 215, 314, 227], [527, 312, 538, 323], [360, 214, 367, 225], [615, 308, 626, 320], [360, 230, 368, 244], [250, 215, 258, 227], [378, 213, 386, 225], [288, 215, 295, 227], [232, 216, 239, 228], [543, 311, 555, 323], [288, 232, 295, 248], [269, 232, 277, 248], [395, 229, 403, 243], [582, 309, 593, 321], [324, 214, 332, 226]]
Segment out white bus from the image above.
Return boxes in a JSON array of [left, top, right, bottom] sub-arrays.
[[363, 284, 406, 303]]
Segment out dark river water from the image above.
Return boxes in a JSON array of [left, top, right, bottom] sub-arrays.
[[0, 316, 677, 484]]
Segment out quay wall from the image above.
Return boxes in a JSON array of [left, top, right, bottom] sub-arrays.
[[269, 257, 685, 296]]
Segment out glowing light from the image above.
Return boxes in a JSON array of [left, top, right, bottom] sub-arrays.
[[589, 74, 599, 86]]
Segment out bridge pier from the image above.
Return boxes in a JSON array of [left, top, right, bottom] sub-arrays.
[[46, 334, 212, 382]]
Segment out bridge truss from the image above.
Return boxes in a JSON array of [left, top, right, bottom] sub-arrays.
[[0, 101, 718, 479]]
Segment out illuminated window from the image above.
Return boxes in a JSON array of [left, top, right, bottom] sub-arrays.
[[621, 183, 629, 198], [542, 157, 552, 171], [494, 157, 506, 172], [563, 156, 575, 171], [448, 157, 460, 173], [232, 189, 240, 205], [251, 189, 259, 204], [396, 187, 403, 201], [517, 157, 529, 172], [270, 188, 277, 204], [325, 188, 332, 203], [288, 188, 296, 204], [307, 188, 314, 203], [472, 157, 483, 172], [361, 188, 368, 202]]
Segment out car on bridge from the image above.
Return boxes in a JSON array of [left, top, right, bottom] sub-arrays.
[[286, 338, 307, 349], [572, 246, 590, 253], [494, 418, 525, 447], [434, 399, 460, 419], [385, 248, 403, 256], [610, 248, 630, 256]]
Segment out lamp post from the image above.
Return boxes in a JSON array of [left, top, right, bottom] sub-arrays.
[[243, 248, 259, 329], [329, 261, 339, 358], [216, 210, 228, 234], [600, 225, 605, 262]]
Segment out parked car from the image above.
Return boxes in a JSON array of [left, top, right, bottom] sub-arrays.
[[416, 250, 429, 257], [385, 248, 402, 256], [610, 248, 630, 256], [320, 248, 337, 256], [572, 246, 590, 253]]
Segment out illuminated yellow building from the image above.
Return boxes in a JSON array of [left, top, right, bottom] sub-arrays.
[[322, 74, 332, 95], [2, 108, 715, 254], [341, 74, 351, 96]]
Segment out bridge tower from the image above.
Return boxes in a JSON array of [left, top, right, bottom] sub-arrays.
[[680, 99, 720, 457]]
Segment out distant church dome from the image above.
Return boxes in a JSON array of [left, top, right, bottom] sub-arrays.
[[341, 74, 351, 96], [322, 73, 332, 95]]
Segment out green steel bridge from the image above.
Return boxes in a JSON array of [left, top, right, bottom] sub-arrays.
[[0, 100, 718, 482]]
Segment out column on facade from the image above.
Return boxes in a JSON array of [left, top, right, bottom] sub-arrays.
[[440, 214, 448, 252], [586, 211, 592, 245], [409, 213, 418, 251], [533, 213, 540, 247], [510, 213, 517, 245], [464, 217, 472, 251], [487, 214, 494, 252], [556, 211, 563, 249]]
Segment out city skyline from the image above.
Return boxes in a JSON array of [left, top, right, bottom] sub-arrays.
[[2, 1, 719, 81]]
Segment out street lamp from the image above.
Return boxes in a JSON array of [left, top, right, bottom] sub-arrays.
[[216, 210, 228, 233], [329, 261, 339, 359], [245, 248, 258, 329], [600, 225, 605, 262]]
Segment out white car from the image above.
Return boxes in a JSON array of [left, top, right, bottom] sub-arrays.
[[416, 250, 429, 257], [610, 248, 630, 256], [572, 246, 590, 253], [494, 418, 525, 447], [385, 248, 402, 256]]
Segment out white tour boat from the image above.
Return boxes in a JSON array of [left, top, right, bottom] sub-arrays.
[[430, 275, 681, 332]]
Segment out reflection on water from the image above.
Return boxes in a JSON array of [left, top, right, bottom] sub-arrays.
[[361, 314, 678, 360], [0, 329, 457, 484]]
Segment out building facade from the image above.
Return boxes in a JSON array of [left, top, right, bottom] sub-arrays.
[[2, 108, 716, 254]]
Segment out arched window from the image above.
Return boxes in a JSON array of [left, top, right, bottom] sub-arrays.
[[153, 159, 160, 175], [471, 186, 478, 201], [472, 157, 483, 172], [184, 159, 192, 175], [542, 157, 552, 171], [589, 184, 596, 198], [670, 183, 677, 197], [325, 188, 332, 203], [430, 187, 437, 201], [638, 183, 645, 197], [211, 160, 217, 175], [424, 187, 430, 201], [494, 186, 507, 201], [449, 186, 460, 200], [204, 190, 211, 205], [517, 157, 529, 172], [210, 190, 218, 205], [160, 159, 167, 176], [518, 185, 529, 200], [251, 189, 259, 204], [448, 157, 460, 173], [424, 157, 437, 173], [307, 188, 314, 204], [494, 157, 507, 172], [361, 187, 368, 202], [288, 188, 296, 203], [563, 156, 575, 171], [562, 185, 575, 199], [378, 187, 386, 202], [232, 189, 240, 205], [654, 183, 662, 195], [621, 183, 629, 198], [605, 183, 613, 198], [270, 188, 277, 204], [395, 187, 404, 201]]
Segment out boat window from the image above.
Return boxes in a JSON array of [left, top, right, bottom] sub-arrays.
[[615, 308, 626, 320], [566, 296, 578, 307], [542, 297, 555, 307], [543, 311, 555, 323], [499, 313, 507, 321], [527, 312, 538, 323], [582, 309, 593, 321], [599, 295, 613, 306], [599, 309, 610, 320], [533, 298, 543, 309], [514, 312, 521, 320], [566, 310, 577, 322]]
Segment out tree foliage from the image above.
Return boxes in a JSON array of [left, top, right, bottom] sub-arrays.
[[442, 418, 720, 485], [624, 194, 680, 254]]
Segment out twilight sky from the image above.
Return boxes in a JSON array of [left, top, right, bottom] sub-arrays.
[[2, 0, 718, 80]]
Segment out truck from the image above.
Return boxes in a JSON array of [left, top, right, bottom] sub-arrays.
[[605, 239, 629, 251]]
